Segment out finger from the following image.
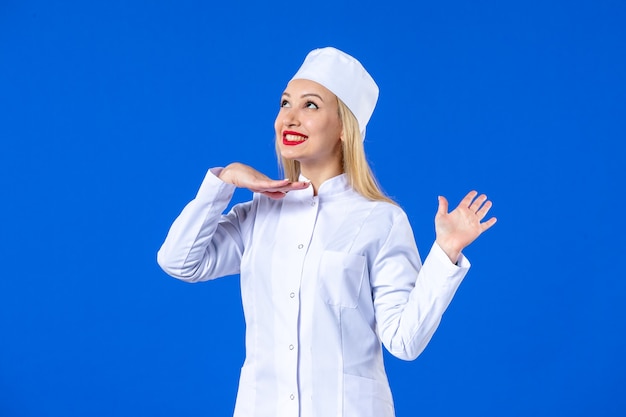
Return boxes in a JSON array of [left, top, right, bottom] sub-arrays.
[[251, 181, 311, 195], [469, 194, 488, 212], [261, 191, 288, 200], [262, 181, 310, 193], [234, 176, 281, 190], [460, 190, 479, 207], [480, 216, 498, 232], [283, 181, 310, 191], [476, 200, 493, 220], [250, 178, 290, 190], [251, 179, 306, 191], [437, 196, 449, 216]]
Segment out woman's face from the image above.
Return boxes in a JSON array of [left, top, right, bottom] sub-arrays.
[[275, 79, 343, 172]]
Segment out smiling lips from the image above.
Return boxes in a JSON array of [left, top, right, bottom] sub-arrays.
[[283, 130, 308, 146]]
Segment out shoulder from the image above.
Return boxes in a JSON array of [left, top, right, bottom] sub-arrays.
[[335, 190, 408, 223], [364, 198, 409, 226]]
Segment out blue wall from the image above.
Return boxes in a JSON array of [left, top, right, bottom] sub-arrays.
[[1, 1, 624, 415]]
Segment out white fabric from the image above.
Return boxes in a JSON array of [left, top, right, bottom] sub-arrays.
[[291, 47, 378, 140], [157, 169, 470, 417]]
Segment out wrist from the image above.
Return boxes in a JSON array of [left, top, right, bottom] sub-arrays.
[[435, 239, 461, 265], [218, 163, 237, 185]]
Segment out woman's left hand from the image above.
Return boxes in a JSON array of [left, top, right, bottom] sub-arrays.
[[435, 191, 497, 264]]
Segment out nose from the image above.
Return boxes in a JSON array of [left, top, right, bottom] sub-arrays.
[[282, 108, 300, 127]]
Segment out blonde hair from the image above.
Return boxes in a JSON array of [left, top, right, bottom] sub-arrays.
[[277, 97, 395, 205]]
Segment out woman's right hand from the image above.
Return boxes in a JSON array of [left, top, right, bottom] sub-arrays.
[[218, 163, 310, 199]]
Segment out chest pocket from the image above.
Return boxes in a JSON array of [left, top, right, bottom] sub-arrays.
[[318, 251, 366, 309]]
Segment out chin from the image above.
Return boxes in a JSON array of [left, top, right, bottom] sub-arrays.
[[279, 148, 300, 161]]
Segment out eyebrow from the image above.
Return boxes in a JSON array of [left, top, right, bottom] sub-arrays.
[[281, 92, 325, 102]]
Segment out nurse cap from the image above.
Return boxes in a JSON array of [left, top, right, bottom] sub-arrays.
[[290, 47, 379, 140]]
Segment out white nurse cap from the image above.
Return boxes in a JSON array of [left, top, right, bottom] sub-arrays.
[[290, 47, 379, 140]]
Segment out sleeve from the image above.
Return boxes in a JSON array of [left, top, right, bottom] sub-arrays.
[[371, 211, 471, 361], [156, 168, 254, 283]]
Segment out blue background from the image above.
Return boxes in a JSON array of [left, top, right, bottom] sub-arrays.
[[1, 0, 624, 416]]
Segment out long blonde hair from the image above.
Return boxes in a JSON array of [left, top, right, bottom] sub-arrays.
[[277, 97, 395, 205]]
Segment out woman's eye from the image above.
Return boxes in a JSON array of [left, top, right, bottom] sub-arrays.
[[280, 99, 291, 108], [305, 101, 319, 109]]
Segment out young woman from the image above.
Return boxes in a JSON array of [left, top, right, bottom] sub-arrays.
[[157, 47, 496, 417]]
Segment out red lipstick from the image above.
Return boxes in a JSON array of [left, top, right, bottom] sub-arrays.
[[282, 130, 308, 146]]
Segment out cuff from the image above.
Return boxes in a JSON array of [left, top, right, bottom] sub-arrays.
[[431, 241, 471, 270], [195, 167, 237, 202]]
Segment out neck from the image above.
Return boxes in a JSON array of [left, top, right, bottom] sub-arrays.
[[300, 164, 343, 196]]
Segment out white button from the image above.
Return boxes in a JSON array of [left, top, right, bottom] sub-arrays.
[[290, 394, 295, 400], [289, 292, 295, 298], [310, 201, 316, 206], [289, 344, 294, 350], [297, 244, 304, 249]]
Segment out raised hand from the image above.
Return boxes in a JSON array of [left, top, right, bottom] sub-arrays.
[[435, 191, 497, 263], [218, 162, 310, 199]]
